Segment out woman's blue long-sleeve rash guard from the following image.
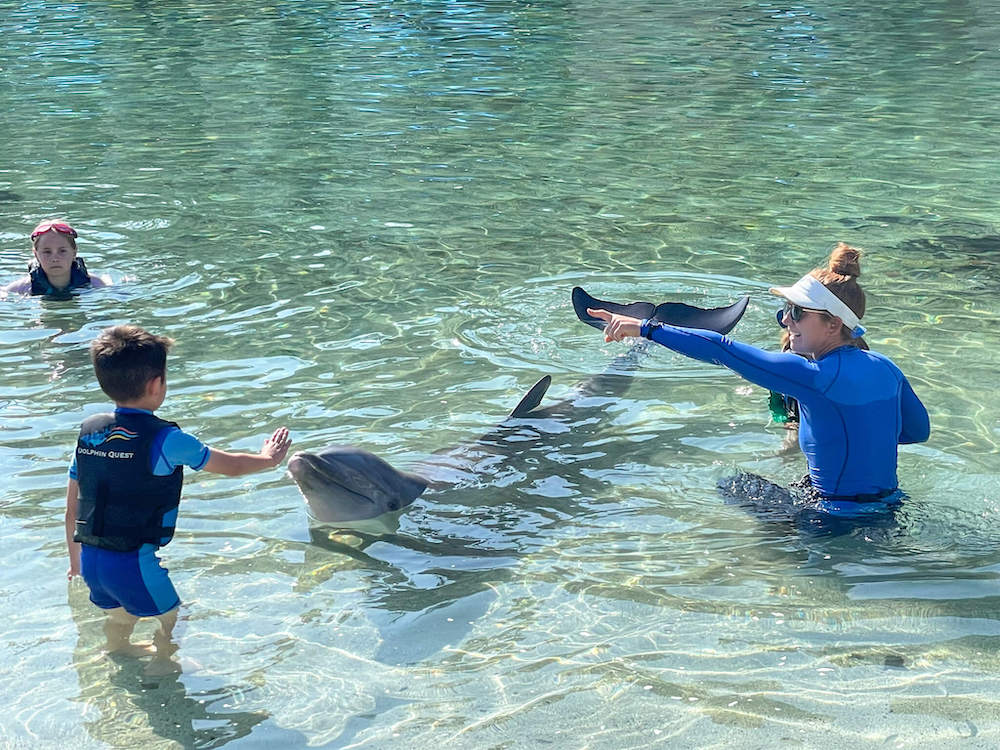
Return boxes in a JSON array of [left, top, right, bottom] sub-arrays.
[[645, 325, 930, 497]]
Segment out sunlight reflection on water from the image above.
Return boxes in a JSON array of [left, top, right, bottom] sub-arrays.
[[2, 1, 1000, 747]]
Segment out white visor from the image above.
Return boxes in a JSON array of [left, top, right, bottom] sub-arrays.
[[769, 274, 865, 337]]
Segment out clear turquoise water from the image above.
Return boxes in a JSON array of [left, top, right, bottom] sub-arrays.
[[2, 1, 1000, 747]]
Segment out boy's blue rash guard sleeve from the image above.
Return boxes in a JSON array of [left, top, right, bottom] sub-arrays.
[[154, 427, 210, 475], [646, 324, 820, 398], [898, 378, 931, 444]]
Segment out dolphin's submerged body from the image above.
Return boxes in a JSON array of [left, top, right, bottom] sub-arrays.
[[288, 288, 749, 523]]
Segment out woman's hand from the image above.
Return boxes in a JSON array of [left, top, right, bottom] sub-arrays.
[[587, 308, 642, 342]]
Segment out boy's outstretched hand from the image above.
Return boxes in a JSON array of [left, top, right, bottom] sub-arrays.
[[262, 427, 292, 467], [587, 308, 642, 343]]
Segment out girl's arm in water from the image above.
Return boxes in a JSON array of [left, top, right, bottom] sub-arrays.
[[2, 277, 31, 294]]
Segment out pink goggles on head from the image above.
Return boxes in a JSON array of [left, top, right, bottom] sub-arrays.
[[31, 220, 78, 240]]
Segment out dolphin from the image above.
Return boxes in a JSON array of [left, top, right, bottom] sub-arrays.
[[288, 287, 749, 523], [288, 447, 429, 523]]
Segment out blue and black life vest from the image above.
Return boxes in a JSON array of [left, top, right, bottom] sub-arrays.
[[28, 257, 91, 297], [73, 411, 183, 552]]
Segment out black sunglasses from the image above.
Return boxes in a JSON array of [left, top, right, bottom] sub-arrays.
[[776, 302, 828, 327]]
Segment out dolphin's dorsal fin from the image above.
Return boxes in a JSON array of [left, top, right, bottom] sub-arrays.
[[509, 375, 552, 418]]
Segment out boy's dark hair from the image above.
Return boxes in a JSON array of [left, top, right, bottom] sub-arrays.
[[90, 325, 174, 402]]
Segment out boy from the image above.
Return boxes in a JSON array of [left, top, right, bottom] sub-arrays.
[[65, 325, 291, 675]]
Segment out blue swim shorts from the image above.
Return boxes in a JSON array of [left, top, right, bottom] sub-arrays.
[[80, 543, 180, 617]]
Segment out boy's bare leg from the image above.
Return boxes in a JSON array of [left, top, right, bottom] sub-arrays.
[[144, 607, 181, 676], [103, 607, 153, 657]]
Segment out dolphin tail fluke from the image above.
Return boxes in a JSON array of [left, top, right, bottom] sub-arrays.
[[572, 286, 749, 335], [572, 287, 655, 331], [509, 375, 552, 418], [651, 295, 749, 334]]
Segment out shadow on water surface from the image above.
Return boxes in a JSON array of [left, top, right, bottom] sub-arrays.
[[68, 583, 306, 749], [295, 429, 646, 667], [303, 517, 513, 666], [290, 346, 678, 665]]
